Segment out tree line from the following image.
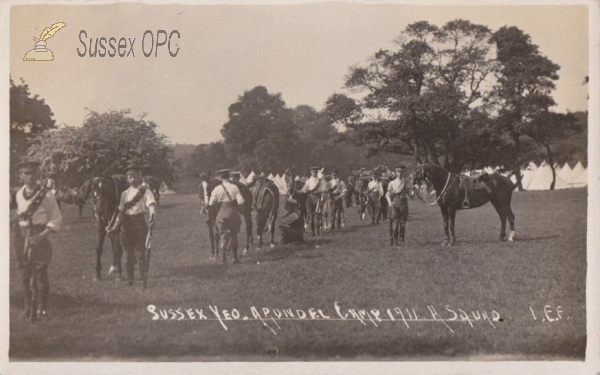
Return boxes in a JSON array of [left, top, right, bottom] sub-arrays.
[[10, 20, 586, 192]]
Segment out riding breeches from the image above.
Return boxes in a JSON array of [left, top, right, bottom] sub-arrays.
[[368, 192, 380, 224], [390, 197, 408, 244], [216, 202, 241, 261], [305, 193, 320, 232], [119, 213, 148, 283], [19, 225, 52, 313]]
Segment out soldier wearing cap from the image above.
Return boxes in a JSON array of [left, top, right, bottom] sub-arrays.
[[14, 159, 62, 320], [386, 165, 409, 247], [301, 166, 324, 236], [328, 170, 347, 231], [109, 166, 157, 285], [209, 169, 245, 263], [367, 173, 384, 224]]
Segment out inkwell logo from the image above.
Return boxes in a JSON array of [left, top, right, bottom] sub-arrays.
[[23, 22, 66, 61]]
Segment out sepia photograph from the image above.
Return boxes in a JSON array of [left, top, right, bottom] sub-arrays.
[[1, 0, 598, 374]]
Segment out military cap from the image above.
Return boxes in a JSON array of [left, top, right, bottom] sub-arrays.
[[310, 166, 320, 171], [125, 166, 143, 176], [325, 175, 333, 181], [394, 165, 406, 171], [230, 171, 241, 177], [15, 159, 41, 170], [217, 169, 231, 178]]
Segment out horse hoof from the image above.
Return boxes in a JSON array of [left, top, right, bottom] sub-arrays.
[[508, 237, 515, 242], [269, 243, 276, 248], [242, 249, 248, 256], [441, 241, 448, 247]]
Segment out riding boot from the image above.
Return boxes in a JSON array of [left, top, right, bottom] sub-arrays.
[[400, 225, 406, 247]]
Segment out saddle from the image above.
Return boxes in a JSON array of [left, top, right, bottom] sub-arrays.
[[459, 173, 492, 208]]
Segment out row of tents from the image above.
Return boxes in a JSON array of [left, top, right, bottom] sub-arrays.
[[513, 161, 588, 191]]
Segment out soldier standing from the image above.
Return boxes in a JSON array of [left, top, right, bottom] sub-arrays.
[[329, 170, 346, 231], [109, 166, 156, 286], [15, 159, 62, 320], [209, 169, 245, 263], [386, 165, 409, 247], [367, 173, 384, 224], [301, 166, 323, 236]]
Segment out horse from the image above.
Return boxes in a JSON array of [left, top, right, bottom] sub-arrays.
[[56, 186, 88, 218], [143, 176, 162, 205], [90, 175, 128, 280], [249, 178, 279, 248], [412, 163, 516, 246], [284, 169, 308, 230]]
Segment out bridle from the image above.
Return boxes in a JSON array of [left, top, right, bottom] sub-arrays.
[[412, 164, 453, 207]]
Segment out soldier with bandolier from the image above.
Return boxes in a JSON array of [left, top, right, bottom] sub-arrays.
[[386, 165, 409, 247], [209, 169, 245, 264], [108, 166, 156, 286], [14, 159, 62, 321]]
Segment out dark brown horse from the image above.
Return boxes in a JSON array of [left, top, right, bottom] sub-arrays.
[[345, 174, 357, 208], [90, 175, 128, 280], [412, 163, 516, 246], [249, 178, 279, 248]]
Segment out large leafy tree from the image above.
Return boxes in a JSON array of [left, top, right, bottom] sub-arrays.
[[28, 110, 177, 187], [325, 20, 497, 172], [221, 86, 301, 173], [488, 26, 562, 189], [10, 78, 57, 185]]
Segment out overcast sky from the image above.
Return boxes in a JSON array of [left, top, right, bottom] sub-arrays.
[[9, 3, 588, 145]]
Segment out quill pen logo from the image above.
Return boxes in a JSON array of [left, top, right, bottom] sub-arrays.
[[23, 22, 66, 61]]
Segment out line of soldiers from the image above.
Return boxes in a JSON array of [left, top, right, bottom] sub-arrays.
[[301, 167, 347, 235]]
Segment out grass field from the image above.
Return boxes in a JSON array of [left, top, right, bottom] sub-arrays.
[[9, 188, 587, 361]]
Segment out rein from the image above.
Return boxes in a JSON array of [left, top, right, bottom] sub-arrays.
[[414, 165, 453, 207]]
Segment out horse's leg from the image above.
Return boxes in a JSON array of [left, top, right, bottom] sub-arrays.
[[270, 214, 277, 247], [507, 205, 516, 242], [110, 232, 123, 278], [491, 200, 507, 241], [78, 203, 83, 219], [243, 213, 252, 255], [206, 219, 216, 259], [95, 225, 106, 281], [449, 208, 457, 246], [441, 206, 449, 247]]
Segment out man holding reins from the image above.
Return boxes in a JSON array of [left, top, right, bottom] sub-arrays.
[[108, 166, 157, 286], [386, 165, 409, 247], [14, 159, 62, 321]]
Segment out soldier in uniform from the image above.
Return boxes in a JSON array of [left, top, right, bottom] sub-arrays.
[[367, 173, 384, 224], [386, 165, 409, 247], [301, 166, 323, 236], [328, 170, 347, 231], [209, 169, 245, 263], [109, 166, 156, 286], [14, 159, 62, 320]]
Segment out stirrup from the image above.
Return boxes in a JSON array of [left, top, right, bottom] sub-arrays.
[[462, 199, 470, 209]]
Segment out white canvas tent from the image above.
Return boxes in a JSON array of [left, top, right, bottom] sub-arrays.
[[526, 162, 571, 190]]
